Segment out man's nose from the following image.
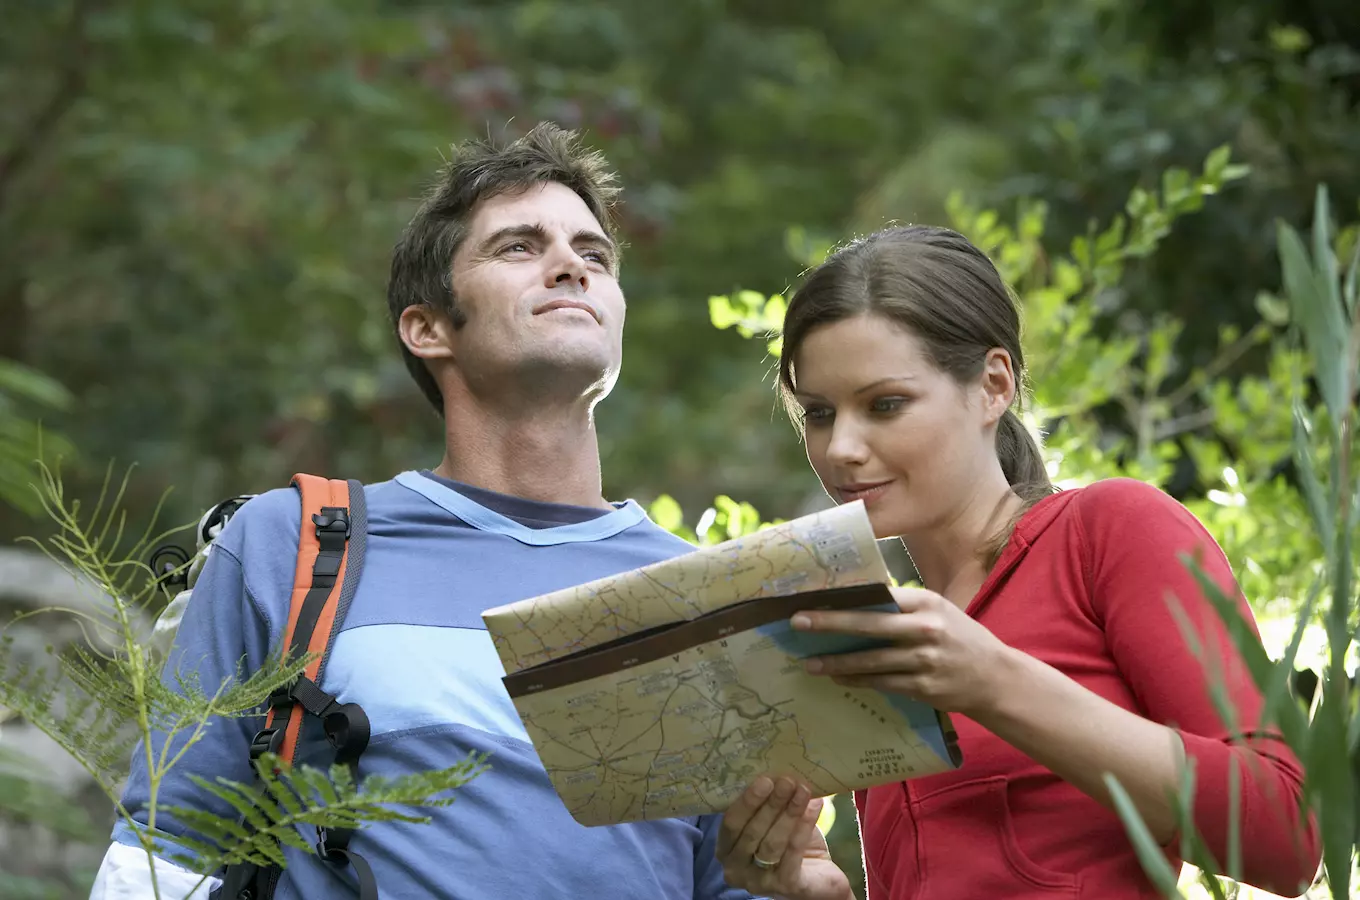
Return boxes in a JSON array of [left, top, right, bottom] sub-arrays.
[[546, 245, 590, 292]]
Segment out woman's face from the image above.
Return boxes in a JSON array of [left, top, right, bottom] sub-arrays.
[[791, 314, 1012, 539]]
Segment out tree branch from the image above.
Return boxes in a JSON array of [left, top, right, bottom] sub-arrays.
[[0, 0, 94, 212]]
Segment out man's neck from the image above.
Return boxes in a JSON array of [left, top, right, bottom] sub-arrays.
[[432, 398, 611, 510]]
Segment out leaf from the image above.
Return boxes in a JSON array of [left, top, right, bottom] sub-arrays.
[[1309, 682, 1354, 898], [167, 752, 488, 872], [647, 494, 684, 533], [1277, 218, 1348, 421], [1254, 290, 1290, 326], [1177, 555, 1309, 748], [0, 360, 72, 411], [1311, 185, 1341, 330], [1203, 145, 1232, 181], [1104, 773, 1187, 897], [1344, 228, 1360, 317]]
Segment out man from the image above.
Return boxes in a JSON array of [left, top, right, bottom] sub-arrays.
[[90, 123, 754, 899]]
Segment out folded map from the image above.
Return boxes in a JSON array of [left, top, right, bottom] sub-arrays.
[[481, 500, 962, 826]]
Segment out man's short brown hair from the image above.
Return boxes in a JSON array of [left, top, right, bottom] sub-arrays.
[[387, 122, 623, 415]]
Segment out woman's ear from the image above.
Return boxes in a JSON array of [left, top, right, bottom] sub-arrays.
[[398, 304, 456, 361], [979, 348, 1017, 425]]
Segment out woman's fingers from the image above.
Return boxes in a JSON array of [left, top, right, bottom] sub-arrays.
[[804, 646, 933, 677], [792, 606, 945, 643]]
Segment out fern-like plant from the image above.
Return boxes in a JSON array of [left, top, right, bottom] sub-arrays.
[[0, 459, 487, 899]]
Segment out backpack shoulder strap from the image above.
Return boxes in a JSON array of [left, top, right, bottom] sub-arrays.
[[259, 474, 364, 765], [222, 474, 374, 900]]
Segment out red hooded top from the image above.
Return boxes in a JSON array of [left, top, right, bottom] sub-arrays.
[[853, 478, 1320, 899]]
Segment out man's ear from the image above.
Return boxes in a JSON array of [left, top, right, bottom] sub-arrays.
[[979, 348, 1017, 425], [398, 304, 456, 361]]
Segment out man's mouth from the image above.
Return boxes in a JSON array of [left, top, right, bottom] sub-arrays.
[[534, 298, 600, 323]]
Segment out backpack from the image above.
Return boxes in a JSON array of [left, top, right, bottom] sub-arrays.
[[151, 474, 376, 900]]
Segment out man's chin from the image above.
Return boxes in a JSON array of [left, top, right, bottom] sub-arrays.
[[515, 351, 620, 397]]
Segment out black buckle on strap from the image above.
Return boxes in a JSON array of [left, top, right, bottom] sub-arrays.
[[323, 703, 371, 763], [265, 681, 296, 711], [312, 507, 350, 540], [249, 727, 284, 761]]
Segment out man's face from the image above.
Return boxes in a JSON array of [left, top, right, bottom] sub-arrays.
[[445, 182, 625, 401]]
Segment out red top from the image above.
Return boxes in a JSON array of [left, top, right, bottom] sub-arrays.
[[853, 478, 1320, 899]]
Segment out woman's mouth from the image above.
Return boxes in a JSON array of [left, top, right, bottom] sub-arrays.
[[836, 481, 893, 505]]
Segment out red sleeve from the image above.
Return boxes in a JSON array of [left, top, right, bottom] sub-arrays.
[[1076, 478, 1319, 896]]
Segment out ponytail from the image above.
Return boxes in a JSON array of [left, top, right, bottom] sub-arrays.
[[979, 410, 1058, 569], [996, 408, 1052, 495]]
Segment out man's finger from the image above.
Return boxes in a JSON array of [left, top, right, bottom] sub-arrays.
[[716, 776, 773, 857], [752, 782, 813, 870], [731, 777, 797, 861], [777, 797, 825, 880]]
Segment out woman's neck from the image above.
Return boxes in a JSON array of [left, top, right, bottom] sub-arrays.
[[902, 484, 1023, 609]]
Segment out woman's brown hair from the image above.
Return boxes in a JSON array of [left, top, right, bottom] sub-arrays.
[[778, 224, 1056, 568]]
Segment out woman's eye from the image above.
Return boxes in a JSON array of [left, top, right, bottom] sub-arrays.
[[801, 406, 834, 424], [871, 397, 907, 414]]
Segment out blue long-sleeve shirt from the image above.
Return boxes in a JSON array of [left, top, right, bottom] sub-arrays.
[[106, 470, 753, 899]]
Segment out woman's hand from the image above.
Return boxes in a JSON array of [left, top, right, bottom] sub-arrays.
[[794, 585, 1017, 717], [716, 776, 853, 900]]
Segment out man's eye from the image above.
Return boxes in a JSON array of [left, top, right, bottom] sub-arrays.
[[501, 242, 531, 255], [583, 249, 612, 265]]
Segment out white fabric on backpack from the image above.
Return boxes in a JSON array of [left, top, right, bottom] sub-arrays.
[[89, 842, 220, 899]]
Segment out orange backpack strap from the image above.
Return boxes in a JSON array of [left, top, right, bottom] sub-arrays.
[[227, 474, 376, 900], [252, 474, 363, 766]]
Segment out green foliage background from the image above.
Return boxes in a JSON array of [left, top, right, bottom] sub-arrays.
[[2, 0, 1359, 897]]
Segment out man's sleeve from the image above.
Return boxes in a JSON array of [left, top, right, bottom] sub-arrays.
[[91, 491, 296, 897], [692, 813, 761, 900], [1079, 478, 1320, 896]]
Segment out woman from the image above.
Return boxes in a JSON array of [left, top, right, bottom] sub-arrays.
[[714, 225, 1319, 900]]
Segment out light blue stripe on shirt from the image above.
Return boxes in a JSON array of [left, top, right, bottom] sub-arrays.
[[323, 624, 531, 744], [394, 470, 647, 546]]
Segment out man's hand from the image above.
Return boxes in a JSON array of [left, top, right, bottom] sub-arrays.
[[716, 776, 853, 900]]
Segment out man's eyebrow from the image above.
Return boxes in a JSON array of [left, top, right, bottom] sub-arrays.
[[474, 224, 617, 259], [572, 229, 616, 254], [475, 224, 549, 255]]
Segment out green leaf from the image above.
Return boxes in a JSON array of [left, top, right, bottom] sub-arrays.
[[1103, 774, 1187, 897], [1310, 682, 1354, 898], [1254, 290, 1291, 326], [1292, 406, 1334, 557], [648, 494, 684, 533], [1177, 555, 1309, 748], [1277, 218, 1349, 420], [1203, 145, 1232, 181], [1344, 228, 1359, 317]]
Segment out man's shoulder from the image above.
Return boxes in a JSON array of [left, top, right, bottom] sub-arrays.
[[627, 516, 698, 556], [217, 475, 408, 551], [214, 484, 303, 559]]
